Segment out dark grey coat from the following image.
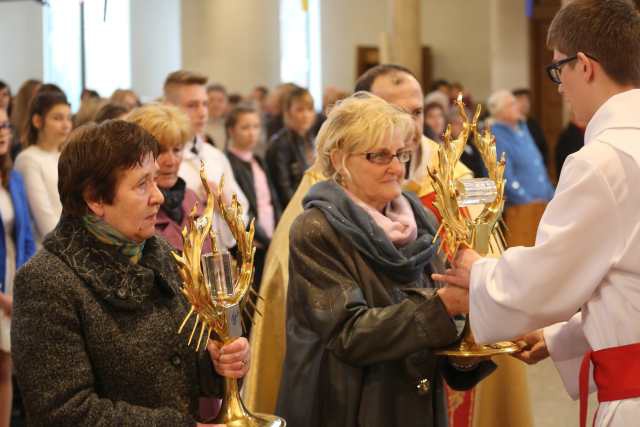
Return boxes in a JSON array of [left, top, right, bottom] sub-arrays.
[[276, 208, 495, 427], [12, 216, 220, 426]]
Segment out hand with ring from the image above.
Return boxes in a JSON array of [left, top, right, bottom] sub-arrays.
[[208, 337, 250, 379]]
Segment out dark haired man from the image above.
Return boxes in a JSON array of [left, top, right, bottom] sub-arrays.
[[435, 1, 640, 425]]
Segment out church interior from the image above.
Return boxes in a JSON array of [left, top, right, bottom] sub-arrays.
[[1, 0, 638, 426]]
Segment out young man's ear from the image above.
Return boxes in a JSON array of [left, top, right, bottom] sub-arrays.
[[578, 52, 595, 82]]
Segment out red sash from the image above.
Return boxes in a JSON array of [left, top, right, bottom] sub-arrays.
[[579, 342, 640, 427]]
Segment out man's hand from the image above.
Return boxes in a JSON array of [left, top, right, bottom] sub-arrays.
[[431, 248, 481, 289], [513, 330, 549, 365], [208, 337, 250, 379]]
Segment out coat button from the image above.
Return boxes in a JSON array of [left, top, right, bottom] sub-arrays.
[[416, 378, 431, 395], [171, 354, 182, 367], [116, 287, 128, 299]]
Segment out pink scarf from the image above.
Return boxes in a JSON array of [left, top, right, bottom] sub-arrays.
[[345, 190, 418, 247]]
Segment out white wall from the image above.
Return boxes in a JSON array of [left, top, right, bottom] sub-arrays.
[[131, 0, 182, 102], [320, 0, 386, 92], [0, 2, 44, 91], [181, 0, 280, 95]]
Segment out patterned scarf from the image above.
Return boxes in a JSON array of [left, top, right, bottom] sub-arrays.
[[303, 180, 438, 284], [82, 214, 146, 264]]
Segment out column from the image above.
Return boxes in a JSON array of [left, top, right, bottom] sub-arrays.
[[387, 0, 422, 79]]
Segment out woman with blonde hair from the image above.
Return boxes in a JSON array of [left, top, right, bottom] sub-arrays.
[[125, 104, 206, 252], [276, 92, 495, 427]]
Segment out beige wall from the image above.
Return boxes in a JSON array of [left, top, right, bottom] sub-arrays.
[[421, 0, 529, 102], [490, 0, 530, 95], [181, 0, 281, 95], [177, 0, 529, 102], [320, 0, 386, 92], [421, 0, 492, 100], [319, 0, 529, 102]]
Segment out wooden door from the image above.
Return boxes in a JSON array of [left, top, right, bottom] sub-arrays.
[[529, 0, 562, 181]]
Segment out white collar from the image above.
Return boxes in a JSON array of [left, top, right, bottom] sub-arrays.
[[184, 135, 205, 159], [584, 89, 640, 145]]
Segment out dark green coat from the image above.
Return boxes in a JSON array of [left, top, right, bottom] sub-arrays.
[[12, 216, 219, 426], [276, 208, 495, 427]]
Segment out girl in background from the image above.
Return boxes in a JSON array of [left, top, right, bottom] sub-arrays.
[[14, 91, 71, 243]]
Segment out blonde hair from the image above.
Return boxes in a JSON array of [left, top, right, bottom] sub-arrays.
[[73, 97, 107, 129], [315, 91, 414, 180], [125, 103, 193, 151], [163, 70, 208, 104]]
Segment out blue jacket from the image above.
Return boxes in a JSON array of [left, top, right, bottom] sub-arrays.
[[0, 170, 36, 293], [491, 121, 555, 206]]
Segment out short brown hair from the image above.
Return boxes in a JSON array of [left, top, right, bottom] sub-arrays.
[[163, 70, 208, 103], [225, 105, 259, 131], [354, 64, 416, 93], [206, 83, 227, 96], [58, 121, 159, 217], [125, 103, 192, 151], [283, 87, 314, 111], [547, 0, 640, 86]]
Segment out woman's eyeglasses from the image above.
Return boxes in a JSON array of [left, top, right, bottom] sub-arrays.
[[361, 150, 412, 165], [0, 122, 11, 131], [546, 53, 598, 84]]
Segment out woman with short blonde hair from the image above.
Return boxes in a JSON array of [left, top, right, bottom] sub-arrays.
[[277, 91, 495, 427], [126, 103, 192, 151], [314, 91, 414, 182], [125, 104, 203, 252]]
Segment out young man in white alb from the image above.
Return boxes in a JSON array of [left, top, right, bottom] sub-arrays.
[[434, 1, 640, 426]]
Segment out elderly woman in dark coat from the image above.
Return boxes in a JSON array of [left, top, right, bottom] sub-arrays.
[[11, 120, 250, 426], [276, 92, 496, 427]]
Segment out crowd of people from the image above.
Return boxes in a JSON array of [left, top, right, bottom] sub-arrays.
[[0, 0, 637, 425], [0, 61, 572, 427]]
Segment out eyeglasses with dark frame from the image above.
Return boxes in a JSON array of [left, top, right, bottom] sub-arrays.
[[360, 150, 412, 165], [0, 122, 11, 131], [546, 53, 599, 84]]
